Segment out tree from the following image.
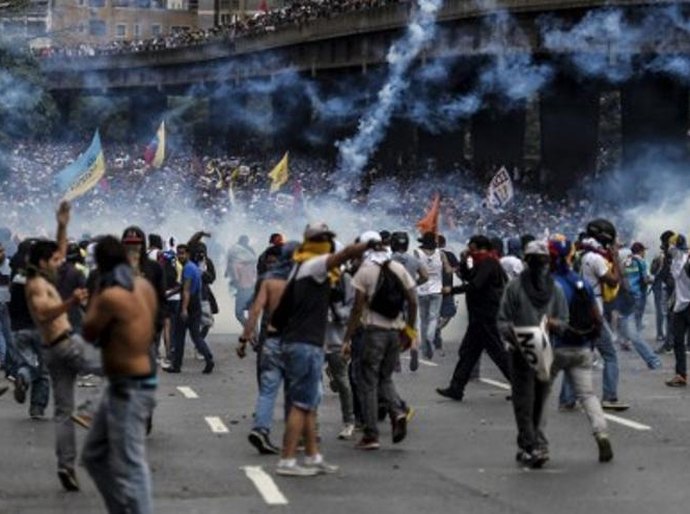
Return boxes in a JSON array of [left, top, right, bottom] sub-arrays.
[[0, 44, 58, 146]]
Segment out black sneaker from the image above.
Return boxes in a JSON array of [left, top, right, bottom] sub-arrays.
[[57, 468, 80, 492], [14, 374, 28, 404], [248, 430, 280, 455], [202, 360, 215, 374], [530, 448, 549, 469], [595, 434, 614, 463], [392, 414, 407, 444], [435, 387, 463, 401], [410, 349, 419, 372], [516, 449, 533, 466]]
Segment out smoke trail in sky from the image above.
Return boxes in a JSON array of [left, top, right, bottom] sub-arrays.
[[334, 0, 444, 187]]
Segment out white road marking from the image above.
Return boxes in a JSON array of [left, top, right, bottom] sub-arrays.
[[177, 386, 198, 399], [479, 378, 512, 391], [205, 416, 229, 433], [477, 378, 653, 431], [400, 356, 439, 367], [603, 414, 652, 431], [242, 466, 289, 505]]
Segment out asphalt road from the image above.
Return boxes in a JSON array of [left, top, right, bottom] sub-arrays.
[[1, 308, 689, 514]]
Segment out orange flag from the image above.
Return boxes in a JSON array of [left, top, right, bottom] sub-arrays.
[[416, 193, 440, 235]]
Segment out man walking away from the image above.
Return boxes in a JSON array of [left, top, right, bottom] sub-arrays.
[[343, 231, 417, 450]]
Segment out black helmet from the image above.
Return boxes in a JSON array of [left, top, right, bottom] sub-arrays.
[[586, 219, 617, 248], [390, 231, 409, 252]]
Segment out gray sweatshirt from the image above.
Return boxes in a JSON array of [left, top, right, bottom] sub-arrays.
[[497, 277, 569, 342]]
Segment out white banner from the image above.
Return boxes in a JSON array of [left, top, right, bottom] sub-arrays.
[[487, 166, 514, 210], [510, 317, 553, 382]]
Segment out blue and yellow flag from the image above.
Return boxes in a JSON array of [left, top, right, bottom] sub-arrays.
[[268, 151, 289, 193], [54, 131, 107, 201], [144, 121, 165, 168]]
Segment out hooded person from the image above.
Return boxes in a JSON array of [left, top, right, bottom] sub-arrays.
[[497, 240, 569, 468], [501, 237, 525, 281]]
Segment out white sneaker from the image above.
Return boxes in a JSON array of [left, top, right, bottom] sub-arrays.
[[338, 423, 355, 440], [305, 459, 339, 474], [194, 350, 205, 361], [275, 462, 319, 477]]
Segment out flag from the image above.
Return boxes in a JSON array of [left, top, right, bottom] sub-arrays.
[[268, 152, 289, 193], [486, 166, 514, 210], [416, 193, 440, 235], [54, 130, 106, 201], [144, 121, 165, 168], [258, 0, 269, 12]]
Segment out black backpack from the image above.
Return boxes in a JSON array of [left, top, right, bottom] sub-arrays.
[[564, 277, 602, 345], [369, 261, 406, 319], [269, 263, 302, 333]]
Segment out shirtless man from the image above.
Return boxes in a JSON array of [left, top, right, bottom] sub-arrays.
[[81, 236, 158, 514], [24, 201, 97, 492], [238, 242, 297, 455]]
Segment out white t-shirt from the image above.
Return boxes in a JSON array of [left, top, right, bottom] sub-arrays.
[[414, 249, 443, 296], [581, 251, 609, 311], [352, 260, 416, 329]]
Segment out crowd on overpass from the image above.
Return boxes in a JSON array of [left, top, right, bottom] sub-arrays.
[[34, 0, 406, 58]]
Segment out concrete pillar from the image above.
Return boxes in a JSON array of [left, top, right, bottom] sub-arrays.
[[129, 91, 168, 142], [621, 75, 689, 166], [51, 92, 76, 133], [208, 87, 250, 153], [472, 101, 526, 177], [540, 77, 600, 192]]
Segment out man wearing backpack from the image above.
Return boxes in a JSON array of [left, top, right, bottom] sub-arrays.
[[577, 220, 628, 411], [343, 231, 418, 450], [548, 237, 613, 463]]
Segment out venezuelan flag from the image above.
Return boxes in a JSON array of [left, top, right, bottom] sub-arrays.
[[54, 131, 107, 201], [144, 121, 165, 168]]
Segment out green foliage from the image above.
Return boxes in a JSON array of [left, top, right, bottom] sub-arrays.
[[0, 45, 58, 146]]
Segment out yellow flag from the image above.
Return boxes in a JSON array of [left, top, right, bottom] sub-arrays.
[[268, 152, 289, 193]]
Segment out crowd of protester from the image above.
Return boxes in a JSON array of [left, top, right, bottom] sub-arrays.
[[34, 0, 405, 58]]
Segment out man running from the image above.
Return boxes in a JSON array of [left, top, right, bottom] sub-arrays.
[[24, 201, 99, 491], [81, 236, 158, 514]]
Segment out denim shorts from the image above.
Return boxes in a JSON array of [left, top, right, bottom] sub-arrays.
[[283, 342, 324, 411]]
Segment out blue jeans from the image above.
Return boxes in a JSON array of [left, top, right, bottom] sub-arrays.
[[283, 342, 324, 411], [253, 337, 285, 433], [618, 312, 661, 369], [561, 318, 619, 404], [234, 287, 254, 327], [82, 381, 156, 514], [7, 329, 50, 412], [633, 295, 646, 333], [418, 294, 442, 358], [0, 303, 11, 367]]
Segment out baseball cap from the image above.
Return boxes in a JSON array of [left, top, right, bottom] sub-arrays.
[[304, 222, 335, 241], [524, 240, 549, 256], [630, 242, 646, 254]]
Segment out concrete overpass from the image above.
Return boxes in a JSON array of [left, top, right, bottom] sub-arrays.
[[40, 0, 690, 190]]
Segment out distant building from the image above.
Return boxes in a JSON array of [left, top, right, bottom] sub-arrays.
[[0, 0, 284, 46]]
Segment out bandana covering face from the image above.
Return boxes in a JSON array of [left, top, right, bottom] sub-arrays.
[[469, 249, 499, 265], [293, 240, 340, 285], [364, 248, 392, 265]]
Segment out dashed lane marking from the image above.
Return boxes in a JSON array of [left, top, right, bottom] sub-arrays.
[[400, 355, 439, 367], [177, 386, 198, 399], [479, 378, 512, 391], [603, 414, 652, 431], [205, 416, 229, 433], [242, 466, 289, 505], [479, 378, 653, 431]]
